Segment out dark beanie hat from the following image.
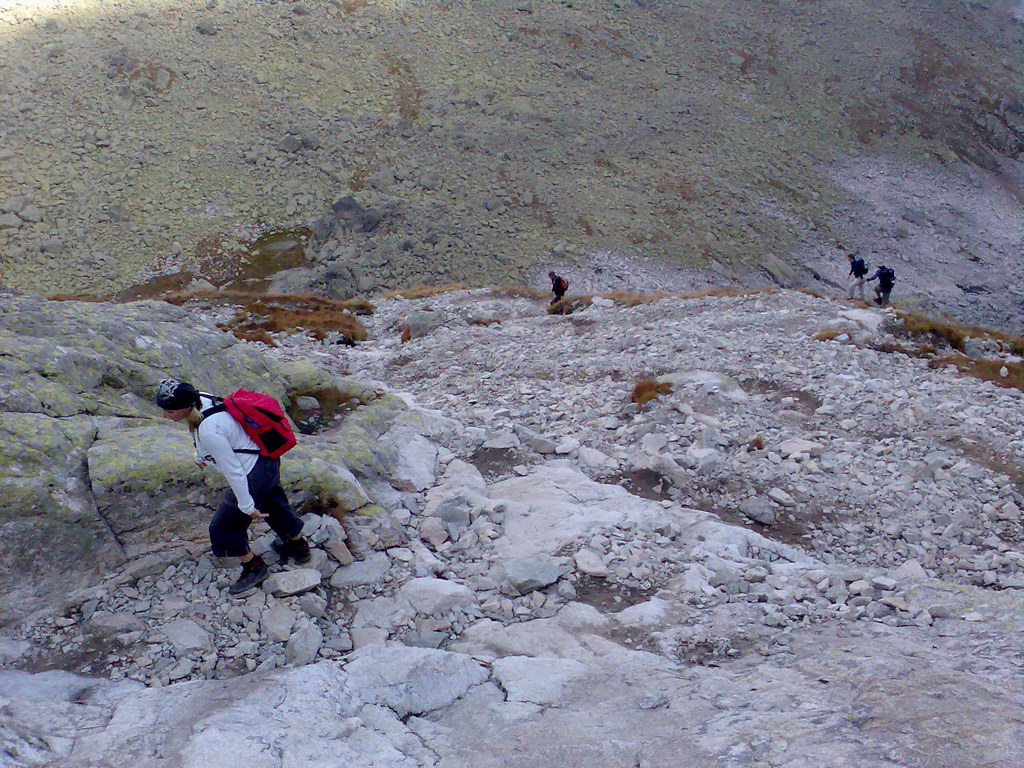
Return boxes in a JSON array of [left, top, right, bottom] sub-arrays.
[[156, 378, 200, 410]]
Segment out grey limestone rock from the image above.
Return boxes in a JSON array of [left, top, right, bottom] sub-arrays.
[[500, 558, 567, 594]]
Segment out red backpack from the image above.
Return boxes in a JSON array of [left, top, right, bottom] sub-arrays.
[[204, 389, 297, 458]]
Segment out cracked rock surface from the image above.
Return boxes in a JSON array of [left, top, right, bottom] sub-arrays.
[[2, 287, 1023, 766]]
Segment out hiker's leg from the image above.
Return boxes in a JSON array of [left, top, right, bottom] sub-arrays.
[[209, 491, 253, 558], [856, 279, 865, 300], [249, 457, 304, 542]]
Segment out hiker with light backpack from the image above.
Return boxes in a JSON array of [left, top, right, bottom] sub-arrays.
[[846, 251, 869, 301], [156, 378, 310, 595]]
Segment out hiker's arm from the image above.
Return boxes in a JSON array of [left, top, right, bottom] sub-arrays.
[[200, 429, 257, 515]]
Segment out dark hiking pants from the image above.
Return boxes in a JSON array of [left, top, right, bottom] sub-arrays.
[[209, 456, 303, 557]]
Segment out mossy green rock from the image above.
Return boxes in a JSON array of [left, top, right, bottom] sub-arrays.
[[0, 293, 411, 621], [87, 425, 216, 553]]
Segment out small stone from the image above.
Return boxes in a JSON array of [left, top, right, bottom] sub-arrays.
[[501, 558, 566, 594], [870, 576, 898, 591], [767, 488, 796, 507], [573, 549, 608, 577], [554, 438, 581, 454], [400, 577, 476, 615], [330, 552, 392, 588], [159, 619, 212, 653], [265, 568, 322, 597], [738, 497, 776, 525], [286, 623, 323, 666], [894, 559, 928, 580], [167, 658, 195, 681], [261, 605, 296, 643], [419, 517, 450, 547], [196, 21, 218, 35], [299, 593, 327, 618]]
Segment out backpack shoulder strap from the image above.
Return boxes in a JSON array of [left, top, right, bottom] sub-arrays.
[[200, 394, 225, 417], [198, 396, 260, 455]]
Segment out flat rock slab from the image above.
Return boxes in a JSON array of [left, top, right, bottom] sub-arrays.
[[265, 568, 322, 597], [159, 618, 212, 653], [400, 577, 476, 615], [778, 438, 825, 457], [343, 645, 488, 717], [501, 558, 567, 594], [330, 552, 392, 588], [491, 656, 589, 706]]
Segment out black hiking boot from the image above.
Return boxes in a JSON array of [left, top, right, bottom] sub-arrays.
[[229, 557, 268, 595], [271, 536, 312, 565]]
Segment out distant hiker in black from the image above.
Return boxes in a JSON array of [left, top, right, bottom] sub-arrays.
[[549, 271, 568, 305], [846, 252, 869, 301], [156, 378, 310, 596], [867, 265, 896, 306]]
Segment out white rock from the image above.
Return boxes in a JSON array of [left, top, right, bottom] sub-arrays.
[[330, 552, 391, 588], [778, 438, 825, 457], [768, 488, 796, 507], [895, 559, 928, 580], [343, 645, 489, 716], [261, 605, 297, 643], [554, 437, 581, 454], [286, 623, 323, 666], [400, 578, 476, 615], [388, 433, 439, 491], [265, 568, 322, 597], [159, 619, 212, 653], [615, 598, 669, 628], [490, 656, 588, 706], [573, 549, 608, 577], [577, 446, 612, 467]]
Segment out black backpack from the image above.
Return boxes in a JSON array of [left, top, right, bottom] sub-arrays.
[[880, 267, 895, 283], [851, 258, 867, 277]]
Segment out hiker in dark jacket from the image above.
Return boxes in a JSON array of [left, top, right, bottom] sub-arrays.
[[867, 265, 896, 306], [846, 252, 869, 301], [156, 378, 310, 595], [549, 271, 568, 305]]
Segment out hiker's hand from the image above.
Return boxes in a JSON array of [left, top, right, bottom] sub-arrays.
[[249, 509, 269, 520]]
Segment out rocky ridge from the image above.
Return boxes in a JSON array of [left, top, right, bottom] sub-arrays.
[[0, 0, 1022, 331], [2, 288, 1023, 766]]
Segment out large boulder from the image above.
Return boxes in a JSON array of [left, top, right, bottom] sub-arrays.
[[0, 293, 413, 621]]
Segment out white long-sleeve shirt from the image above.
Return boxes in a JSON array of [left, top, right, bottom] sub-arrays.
[[194, 395, 260, 515]]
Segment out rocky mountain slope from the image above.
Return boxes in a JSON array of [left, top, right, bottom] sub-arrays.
[[2, 287, 1023, 767], [0, 0, 1022, 331]]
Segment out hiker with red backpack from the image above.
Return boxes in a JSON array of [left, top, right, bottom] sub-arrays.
[[549, 271, 568, 305], [156, 378, 310, 595]]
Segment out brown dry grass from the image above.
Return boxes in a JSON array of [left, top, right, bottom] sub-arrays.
[[197, 293, 370, 345], [49, 292, 107, 302], [547, 295, 593, 315], [380, 283, 471, 300], [813, 329, 842, 342], [487, 283, 549, 300], [162, 288, 374, 316], [928, 355, 1024, 391], [631, 378, 672, 409], [895, 310, 1024, 356], [602, 290, 669, 307], [676, 286, 779, 300]]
